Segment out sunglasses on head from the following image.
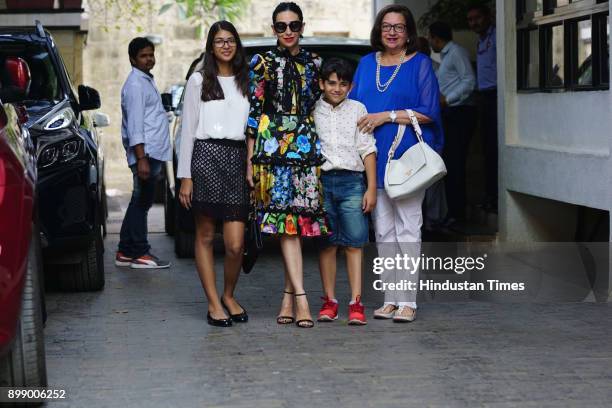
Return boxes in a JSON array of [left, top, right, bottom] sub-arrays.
[[273, 21, 303, 34]]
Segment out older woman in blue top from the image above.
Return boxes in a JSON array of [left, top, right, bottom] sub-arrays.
[[349, 4, 444, 323]]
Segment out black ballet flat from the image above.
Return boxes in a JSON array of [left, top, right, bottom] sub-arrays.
[[207, 312, 233, 327], [221, 298, 249, 323]]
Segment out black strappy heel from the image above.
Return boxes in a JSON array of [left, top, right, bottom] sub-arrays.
[[276, 290, 295, 324], [295, 293, 314, 328]]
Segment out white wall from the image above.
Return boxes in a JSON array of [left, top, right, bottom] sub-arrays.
[[516, 92, 610, 154]]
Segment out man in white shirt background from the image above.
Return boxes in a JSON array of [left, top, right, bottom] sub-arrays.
[[429, 21, 477, 228], [116, 37, 172, 269]]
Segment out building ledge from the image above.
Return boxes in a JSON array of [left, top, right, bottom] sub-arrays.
[[0, 11, 87, 31], [505, 143, 610, 158]]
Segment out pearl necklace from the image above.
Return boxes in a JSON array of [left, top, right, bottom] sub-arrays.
[[375, 51, 405, 93]]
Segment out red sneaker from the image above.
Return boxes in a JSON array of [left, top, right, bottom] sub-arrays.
[[348, 296, 367, 325], [115, 251, 133, 267], [317, 296, 338, 322]]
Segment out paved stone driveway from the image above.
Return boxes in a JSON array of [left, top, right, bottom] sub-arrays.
[[42, 204, 612, 407]]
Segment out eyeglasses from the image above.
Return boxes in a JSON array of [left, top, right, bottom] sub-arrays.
[[381, 23, 407, 33], [213, 38, 236, 48], [273, 21, 303, 34]]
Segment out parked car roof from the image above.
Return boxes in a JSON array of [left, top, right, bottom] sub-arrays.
[[0, 27, 50, 41]]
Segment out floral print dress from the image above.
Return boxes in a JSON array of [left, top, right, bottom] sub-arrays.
[[246, 47, 330, 237]]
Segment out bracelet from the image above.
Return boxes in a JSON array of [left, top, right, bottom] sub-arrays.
[[137, 156, 147, 161]]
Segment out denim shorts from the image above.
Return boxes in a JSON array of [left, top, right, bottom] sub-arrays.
[[320, 170, 369, 248]]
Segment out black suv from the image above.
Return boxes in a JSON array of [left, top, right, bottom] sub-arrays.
[[0, 21, 108, 291]]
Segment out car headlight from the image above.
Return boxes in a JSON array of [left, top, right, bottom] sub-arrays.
[[43, 108, 75, 131], [38, 138, 82, 168], [39, 146, 59, 168]]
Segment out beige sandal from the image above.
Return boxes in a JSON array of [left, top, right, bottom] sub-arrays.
[[373, 304, 398, 319], [393, 306, 416, 323]]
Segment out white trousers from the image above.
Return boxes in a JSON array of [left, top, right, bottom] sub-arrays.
[[372, 188, 425, 307]]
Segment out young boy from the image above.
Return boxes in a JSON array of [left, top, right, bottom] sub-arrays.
[[313, 58, 377, 325]]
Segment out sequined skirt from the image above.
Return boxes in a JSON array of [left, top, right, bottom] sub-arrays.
[[191, 138, 249, 222]]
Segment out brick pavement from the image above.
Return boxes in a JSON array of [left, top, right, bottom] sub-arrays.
[[42, 205, 612, 408]]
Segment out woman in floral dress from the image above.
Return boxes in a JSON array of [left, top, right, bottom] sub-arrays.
[[245, 2, 329, 328]]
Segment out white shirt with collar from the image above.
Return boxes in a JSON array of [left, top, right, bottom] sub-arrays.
[[437, 41, 476, 107], [314, 97, 377, 172]]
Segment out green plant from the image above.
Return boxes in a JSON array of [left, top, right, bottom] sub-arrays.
[[418, 0, 494, 30], [159, 0, 249, 38], [86, 0, 248, 35]]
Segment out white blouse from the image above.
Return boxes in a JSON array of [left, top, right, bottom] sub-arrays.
[[177, 72, 250, 179], [313, 98, 377, 172]]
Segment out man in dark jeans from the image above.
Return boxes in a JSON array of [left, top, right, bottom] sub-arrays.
[[429, 21, 477, 225], [116, 37, 171, 269], [468, 4, 498, 213]]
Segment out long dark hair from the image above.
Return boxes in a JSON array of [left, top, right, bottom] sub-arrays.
[[370, 5, 419, 55], [199, 20, 248, 101]]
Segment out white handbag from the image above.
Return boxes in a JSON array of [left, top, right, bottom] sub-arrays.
[[384, 109, 447, 200]]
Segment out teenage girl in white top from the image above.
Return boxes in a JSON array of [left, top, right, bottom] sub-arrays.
[[177, 21, 250, 328]]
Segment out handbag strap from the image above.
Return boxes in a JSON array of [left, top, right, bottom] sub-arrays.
[[406, 109, 424, 143], [386, 109, 424, 165]]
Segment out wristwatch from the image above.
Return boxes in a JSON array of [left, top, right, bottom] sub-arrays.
[[389, 110, 397, 123]]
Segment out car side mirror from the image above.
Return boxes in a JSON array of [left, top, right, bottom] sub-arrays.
[[0, 57, 31, 103], [161, 93, 173, 112], [79, 85, 101, 110], [93, 112, 110, 128]]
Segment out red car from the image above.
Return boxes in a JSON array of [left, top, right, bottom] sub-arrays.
[[0, 57, 47, 387]]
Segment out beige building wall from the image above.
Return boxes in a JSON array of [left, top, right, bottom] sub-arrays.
[[236, 0, 373, 38], [82, 0, 373, 188]]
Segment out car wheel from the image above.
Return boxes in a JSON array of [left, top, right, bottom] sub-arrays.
[[174, 200, 194, 258], [164, 178, 175, 236], [0, 227, 48, 389], [56, 219, 105, 291]]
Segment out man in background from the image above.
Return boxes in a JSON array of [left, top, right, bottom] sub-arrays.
[[429, 21, 477, 227], [415, 36, 447, 231], [116, 37, 171, 269], [468, 4, 498, 214]]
